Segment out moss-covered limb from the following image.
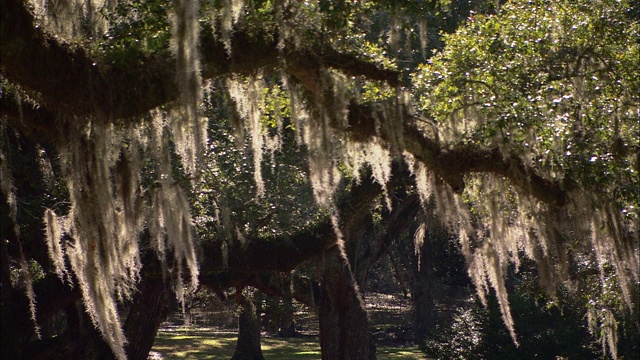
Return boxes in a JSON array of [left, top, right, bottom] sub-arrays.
[[358, 193, 421, 278], [1, 0, 399, 123], [320, 47, 400, 87], [345, 102, 572, 207], [405, 126, 571, 206], [402, 123, 572, 207], [284, 47, 569, 208], [199, 271, 320, 308], [286, 53, 571, 208], [0, 88, 59, 142], [198, 22, 280, 81], [198, 218, 327, 272], [200, 176, 386, 273], [199, 182, 418, 310], [219, 221, 337, 272], [0, 0, 175, 121]]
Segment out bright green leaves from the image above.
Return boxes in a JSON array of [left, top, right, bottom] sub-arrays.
[[261, 82, 291, 130], [99, 0, 172, 65], [414, 4, 638, 335], [360, 79, 396, 103], [414, 0, 639, 212], [195, 82, 320, 243]]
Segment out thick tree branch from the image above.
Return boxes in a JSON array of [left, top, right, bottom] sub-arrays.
[[406, 124, 571, 207], [2, 0, 569, 208], [199, 271, 320, 307], [200, 176, 385, 273], [366, 193, 421, 269], [321, 47, 400, 87], [346, 103, 572, 207], [1, 0, 175, 120], [1, 0, 398, 121], [285, 55, 572, 208]]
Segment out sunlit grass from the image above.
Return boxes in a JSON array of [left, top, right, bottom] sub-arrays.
[[150, 327, 426, 359], [377, 348, 428, 359]]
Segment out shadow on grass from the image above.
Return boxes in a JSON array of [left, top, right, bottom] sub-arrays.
[[150, 327, 426, 359]]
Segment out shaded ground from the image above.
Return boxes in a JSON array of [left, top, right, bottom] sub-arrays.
[[150, 327, 425, 359], [150, 327, 320, 359], [367, 292, 415, 346], [149, 292, 424, 359]]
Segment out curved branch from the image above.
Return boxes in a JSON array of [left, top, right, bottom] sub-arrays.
[[0, 0, 175, 120], [321, 47, 400, 86], [346, 102, 572, 207], [199, 176, 385, 273], [403, 122, 572, 207], [1, 0, 399, 122], [2, 0, 568, 207], [199, 271, 320, 307]]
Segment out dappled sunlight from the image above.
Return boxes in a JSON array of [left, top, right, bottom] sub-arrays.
[[2, 0, 637, 359], [151, 326, 425, 359]]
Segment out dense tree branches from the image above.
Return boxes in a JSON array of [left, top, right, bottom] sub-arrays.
[[347, 103, 572, 206], [200, 170, 388, 273], [1, 0, 397, 121], [0, 0, 175, 120], [1, 0, 577, 211], [2, 0, 638, 358]]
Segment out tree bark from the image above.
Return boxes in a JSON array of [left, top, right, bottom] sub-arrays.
[[278, 287, 297, 338], [22, 294, 115, 360], [412, 245, 437, 342], [318, 246, 376, 360], [231, 291, 265, 360], [0, 0, 397, 121], [7, 253, 169, 360], [123, 263, 169, 360], [2, 0, 573, 208]]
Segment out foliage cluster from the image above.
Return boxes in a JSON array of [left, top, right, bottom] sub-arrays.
[[1, 0, 639, 359], [414, 0, 639, 214]]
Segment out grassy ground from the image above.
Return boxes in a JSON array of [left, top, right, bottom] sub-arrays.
[[150, 326, 427, 359], [150, 292, 426, 359]]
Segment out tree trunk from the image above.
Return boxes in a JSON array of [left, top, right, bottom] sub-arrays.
[[123, 269, 168, 360], [278, 293, 296, 338], [1, 195, 38, 359], [231, 291, 265, 360], [15, 254, 169, 360], [40, 274, 167, 360], [412, 246, 436, 342], [318, 247, 376, 360]]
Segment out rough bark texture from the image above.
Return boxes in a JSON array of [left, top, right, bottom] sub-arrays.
[[231, 293, 265, 360], [412, 245, 437, 342], [123, 259, 169, 360], [318, 247, 376, 360], [1, 0, 571, 209]]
